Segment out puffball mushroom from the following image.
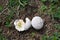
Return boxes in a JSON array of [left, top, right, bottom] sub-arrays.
[[14, 18, 31, 31], [31, 16, 44, 30]]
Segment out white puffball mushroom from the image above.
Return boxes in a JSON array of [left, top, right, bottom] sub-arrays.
[[14, 18, 31, 31], [24, 18, 31, 30], [14, 19, 25, 31], [31, 16, 44, 30]]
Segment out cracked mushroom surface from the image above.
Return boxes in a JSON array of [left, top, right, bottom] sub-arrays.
[[14, 18, 31, 31]]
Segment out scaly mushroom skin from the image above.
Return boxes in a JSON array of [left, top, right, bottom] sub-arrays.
[[14, 18, 31, 31], [31, 16, 44, 30]]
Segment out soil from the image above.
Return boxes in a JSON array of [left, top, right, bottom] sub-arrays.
[[0, 0, 59, 40]]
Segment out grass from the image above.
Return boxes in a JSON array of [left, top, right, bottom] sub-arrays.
[[0, 28, 7, 40], [4, 0, 29, 28], [0, 34, 7, 40], [31, 32, 35, 37], [5, 10, 14, 27], [41, 0, 47, 2], [8, 0, 28, 8], [40, 4, 47, 11], [0, 0, 60, 40], [0, 5, 3, 12], [54, 23, 60, 30], [42, 32, 60, 40]]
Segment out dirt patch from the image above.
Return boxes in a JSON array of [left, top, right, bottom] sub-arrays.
[[0, 0, 59, 40]]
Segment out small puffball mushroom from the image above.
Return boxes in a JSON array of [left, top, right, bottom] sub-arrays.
[[24, 18, 31, 30], [31, 16, 44, 30], [14, 18, 31, 31]]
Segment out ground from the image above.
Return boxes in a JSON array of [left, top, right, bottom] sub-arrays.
[[0, 0, 60, 40]]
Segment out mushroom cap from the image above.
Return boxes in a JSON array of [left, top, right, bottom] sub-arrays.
[[14, 19, 25, 31], [31, 16, 44, 30], [14, 18, 31, 31]]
